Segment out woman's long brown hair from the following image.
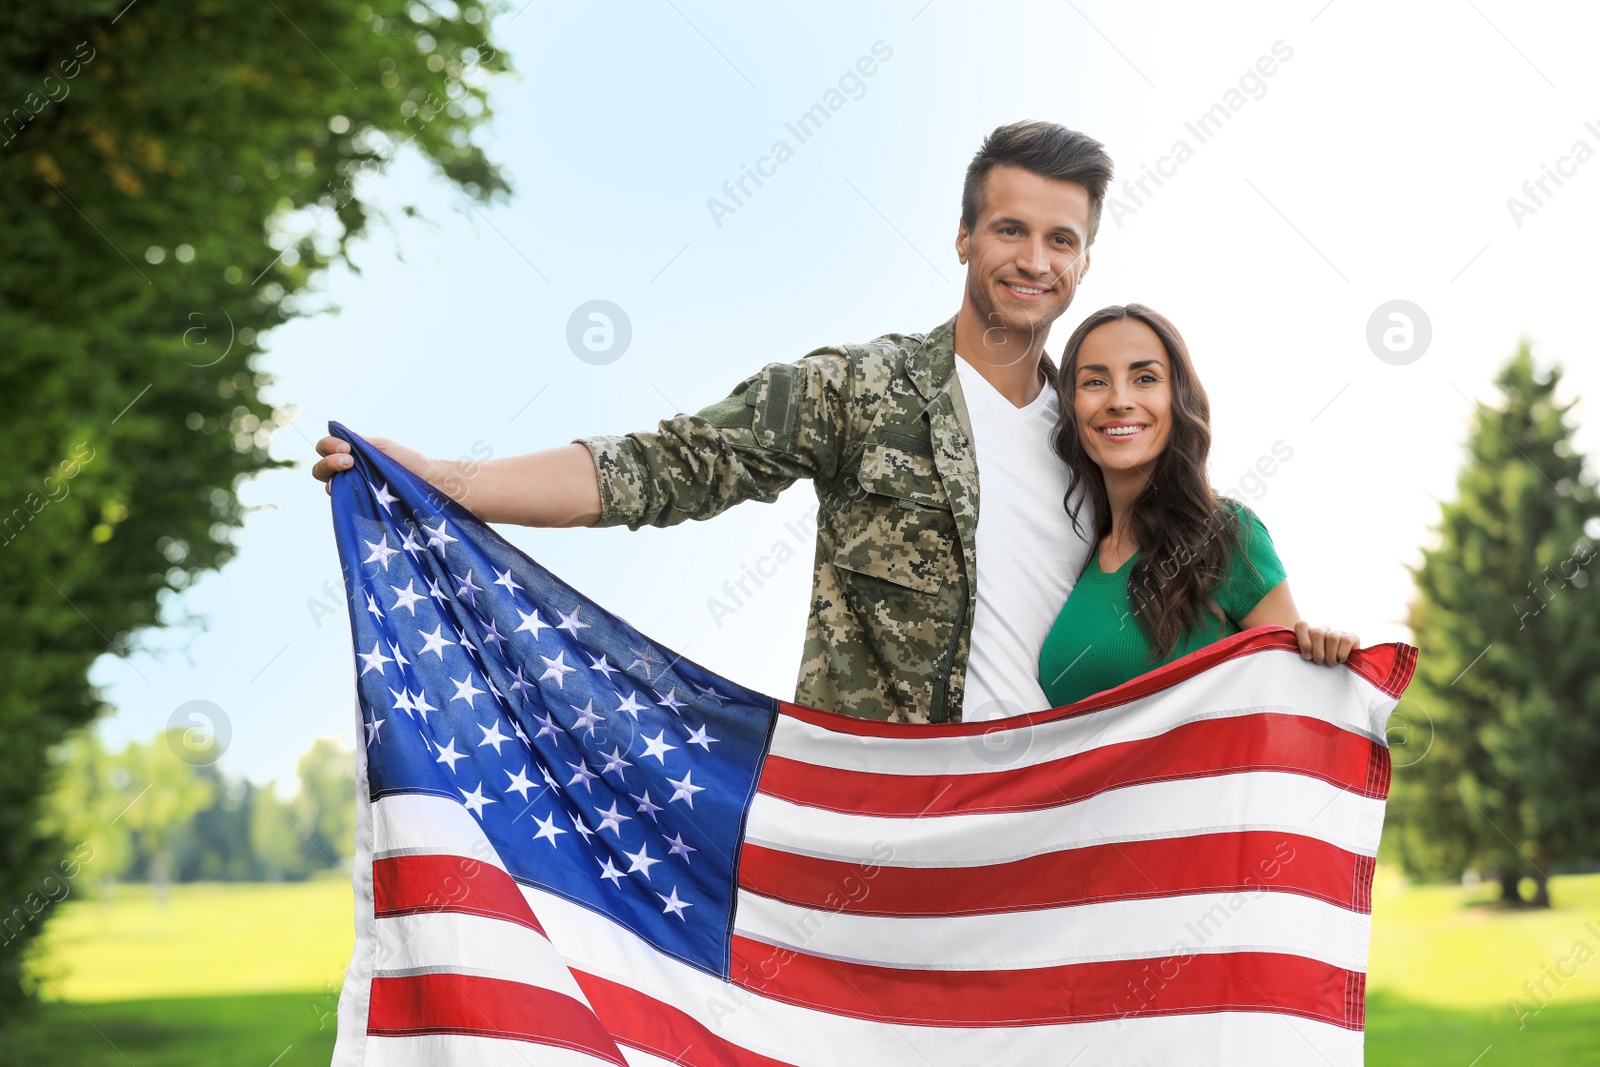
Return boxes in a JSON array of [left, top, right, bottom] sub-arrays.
[[1051, 304, 1242, 661]]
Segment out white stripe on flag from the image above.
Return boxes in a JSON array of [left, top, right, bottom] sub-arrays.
[[745, 771, 1385, 866], [733, 886, 1373, 972], [373, 911, 596, 996], [770, 654, 1390, 776], [532, 880, 1365, 1067], [358, 795, 1363, 1067]]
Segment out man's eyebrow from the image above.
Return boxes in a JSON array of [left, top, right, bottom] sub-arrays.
[[990, 216, 1083, 239]]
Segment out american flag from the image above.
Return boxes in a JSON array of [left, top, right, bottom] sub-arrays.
[[327, 422, 1416, 1067]]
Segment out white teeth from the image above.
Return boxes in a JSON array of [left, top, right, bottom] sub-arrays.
[[1009, 284, 1044, 294], [1100, 425, 1145, 437]]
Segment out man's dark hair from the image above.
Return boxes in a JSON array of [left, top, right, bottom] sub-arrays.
[[962, 121, 1115, 245]]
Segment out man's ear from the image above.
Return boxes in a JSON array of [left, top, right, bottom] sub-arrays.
[[1077, 247, 1092, 282], [955, 219, 969, 265]]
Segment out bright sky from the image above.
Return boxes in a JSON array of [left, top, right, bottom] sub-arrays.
[[92, 0, 1600, 785]]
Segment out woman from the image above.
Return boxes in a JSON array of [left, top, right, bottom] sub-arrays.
[[1037, 304, 1357, 707]]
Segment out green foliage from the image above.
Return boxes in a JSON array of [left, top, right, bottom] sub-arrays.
[[1391, 343, 1600, 904], [0, 0, 511, 1012], [44, 730, 358, 885]]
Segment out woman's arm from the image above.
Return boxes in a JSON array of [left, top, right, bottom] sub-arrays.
[[1239, 579, 1360, 667]]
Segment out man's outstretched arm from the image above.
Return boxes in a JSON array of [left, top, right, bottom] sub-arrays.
[[311, 351, 851, 529], [312, 437, 603, 528]]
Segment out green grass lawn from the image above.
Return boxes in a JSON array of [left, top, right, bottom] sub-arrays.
[[4, 870, 1598, 1064]]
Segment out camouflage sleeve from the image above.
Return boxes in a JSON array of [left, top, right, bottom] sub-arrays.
[[573, 350, 852, 530]]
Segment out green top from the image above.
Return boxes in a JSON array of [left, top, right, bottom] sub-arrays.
[[1037, 502, 1287, 707]]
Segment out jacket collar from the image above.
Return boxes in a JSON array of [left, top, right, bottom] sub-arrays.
[[906, 314, 959, 401], [907, 312, 1060, 401]]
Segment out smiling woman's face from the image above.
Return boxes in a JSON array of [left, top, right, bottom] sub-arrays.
[[1073, 317, 1173, 474]]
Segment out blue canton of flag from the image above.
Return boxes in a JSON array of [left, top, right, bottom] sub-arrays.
[[327, 421, 776, 978]]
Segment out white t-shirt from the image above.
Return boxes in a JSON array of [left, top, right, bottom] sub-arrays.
[[953, 355, 1091, 720]]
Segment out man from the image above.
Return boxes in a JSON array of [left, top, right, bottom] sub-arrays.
[[314, 120, 1113, 725]]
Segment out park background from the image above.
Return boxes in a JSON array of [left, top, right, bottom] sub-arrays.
[[3, 0, 1599, 1063]]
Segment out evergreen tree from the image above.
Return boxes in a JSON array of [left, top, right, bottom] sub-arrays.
[[0, 0, 511, 1009], [1392, 343, 1600, 906]]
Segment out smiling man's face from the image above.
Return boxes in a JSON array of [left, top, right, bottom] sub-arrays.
[[956, 164, 1093, 356]]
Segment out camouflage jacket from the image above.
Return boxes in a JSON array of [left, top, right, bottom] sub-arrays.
[[577, 314, 1053, 724]]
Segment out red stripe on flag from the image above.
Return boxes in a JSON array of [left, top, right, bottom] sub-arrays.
[[728, 936, 1364, 1030], [373, 854, 544, 936], [777, 628, 1418, 736], [759, 714, 1387, 818], [368, 973, 627, 1063], [575, 970, 799, 1067], [739, 830, 1369, 916]]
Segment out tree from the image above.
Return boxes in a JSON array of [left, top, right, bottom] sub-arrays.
[[111, 731, 216, 904], [1, 0, 511, 1010], [40, 730, 134, 894], [1391, 344, 1600, 906], [292, 736, 358, 873]]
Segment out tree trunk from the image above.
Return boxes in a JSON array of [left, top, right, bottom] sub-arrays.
[[151, 851, 171, 908], [1498, 868, 1524, 905], [1530, 842, 1553, 908]]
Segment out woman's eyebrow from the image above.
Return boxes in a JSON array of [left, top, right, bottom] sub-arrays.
[[1077, 359, 1164, 373]]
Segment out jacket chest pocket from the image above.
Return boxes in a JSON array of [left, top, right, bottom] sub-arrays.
[[830, 435, 956, 594]]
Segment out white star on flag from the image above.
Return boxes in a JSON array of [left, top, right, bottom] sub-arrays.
[[593, 800, 632, 836], [504, 765, 536, 800], [624, 843, 661, 880], [453, 568, 483, 603], [631, 791, 664, 821], [389, 580, 425, 615], [399, 528, 423, 558], [657, 886, 692, 919], [423, 519, 458, 549], [533, 812, 567, 847], [599, 746, 632, 778], [492, 567, 523, 595], [363, 535, 399, 569], [565, 760, 598, 791], [639, 731, 677, 763], [450, 674, 486, 708], [665, 832, 696, 861], [539, 651, 576, 686], [434, 738, 467, 771], [666, 770, 705, 808], [477, 720, 512, 754], [409, 689, 437, 722], [418, 624, 456, 659], [357, 641, 393, 676], [459, 783, 495, 818]]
